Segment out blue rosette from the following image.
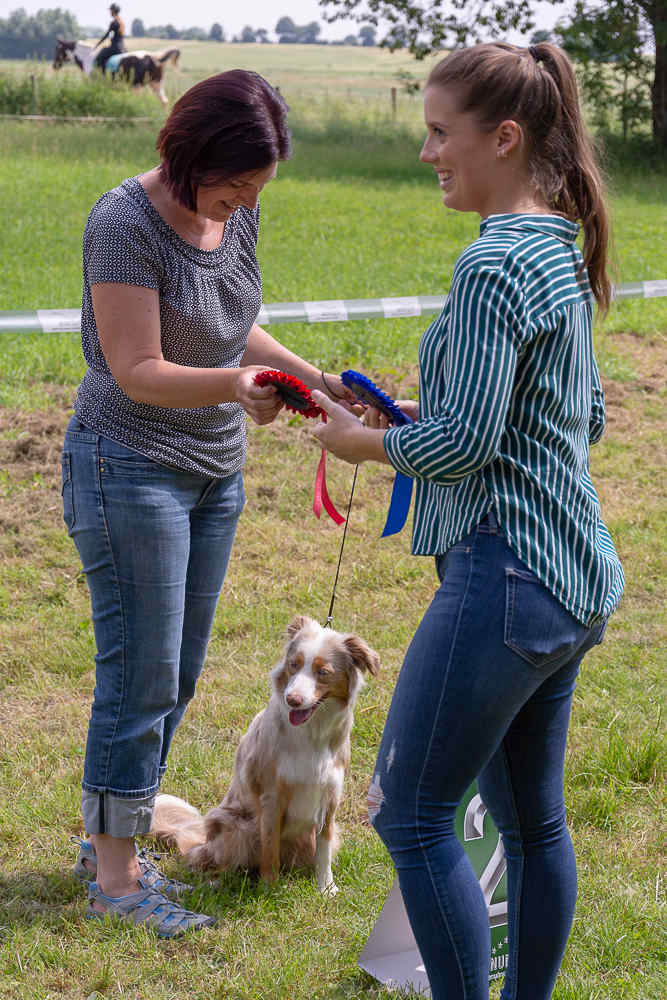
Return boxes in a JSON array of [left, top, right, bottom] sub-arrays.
[[341, 370, 414, 537]]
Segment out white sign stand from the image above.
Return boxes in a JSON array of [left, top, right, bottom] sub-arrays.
[[358, 876, 430, 995]]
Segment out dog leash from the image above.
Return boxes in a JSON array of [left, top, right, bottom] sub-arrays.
[[251, 369, 396, 629], [324, 464, 358, 628]]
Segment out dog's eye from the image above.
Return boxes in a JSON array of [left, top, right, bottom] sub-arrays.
[[316, 665, 334, 679], [287, 659, 299, 673]]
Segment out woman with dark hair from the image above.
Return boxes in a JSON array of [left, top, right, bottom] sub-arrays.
[[63, 70, 355, 937], [312, 43, 624, 1000], [94, 4, 126, 74]]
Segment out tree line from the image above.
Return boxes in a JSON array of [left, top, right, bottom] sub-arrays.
[[128, 15, 376, 46], [319, 1, 666, 146], [0, 9, 377, 56]]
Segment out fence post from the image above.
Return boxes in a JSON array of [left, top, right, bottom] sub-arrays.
[[390, 86, 397, 119]]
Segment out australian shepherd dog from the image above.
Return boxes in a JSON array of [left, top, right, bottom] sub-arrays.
[[151, 615, 380, 893]]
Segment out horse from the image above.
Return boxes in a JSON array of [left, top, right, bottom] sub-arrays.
[[53, 40, 180, 106]]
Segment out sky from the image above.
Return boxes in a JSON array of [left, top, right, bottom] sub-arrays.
[[1, 1, 573, 43]]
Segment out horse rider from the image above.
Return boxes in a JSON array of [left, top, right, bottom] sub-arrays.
[[94, 4, 126, 73]]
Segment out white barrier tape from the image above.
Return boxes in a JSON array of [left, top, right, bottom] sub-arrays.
[[304, 299, 349, 323], [644, 279, 667, 298], [381, 295, 422, 317], [2, 283, 665, 334], [36, 308, 82, 333]]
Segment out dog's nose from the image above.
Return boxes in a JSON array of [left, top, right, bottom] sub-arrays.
[[286, 692, 303, 708]]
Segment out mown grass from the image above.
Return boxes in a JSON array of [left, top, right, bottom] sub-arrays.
[[0, 45, 665, 1000]]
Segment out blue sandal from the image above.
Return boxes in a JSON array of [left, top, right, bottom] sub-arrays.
[[72, 836, 192, 900], [85, 877, 215, 938]]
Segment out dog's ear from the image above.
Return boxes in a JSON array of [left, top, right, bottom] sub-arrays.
[[343, 635, 380, 676], [286, 615, 311, 640]]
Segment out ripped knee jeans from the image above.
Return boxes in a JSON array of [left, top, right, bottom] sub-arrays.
[[368, 513, 606, 1000]]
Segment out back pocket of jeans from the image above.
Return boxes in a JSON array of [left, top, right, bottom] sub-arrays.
[[61, 451, 75, 531], [504, 568, 583, 669]]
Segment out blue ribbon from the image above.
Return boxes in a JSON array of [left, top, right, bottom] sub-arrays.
[[340, 369, 415, 537], [381, 469, 414, 537]]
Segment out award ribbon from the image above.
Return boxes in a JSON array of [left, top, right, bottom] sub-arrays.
[[253, 370, 345, 525], [340, 370, 414, 537]]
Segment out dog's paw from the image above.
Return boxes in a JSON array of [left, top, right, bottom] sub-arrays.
[[319, 879, 339, 897]]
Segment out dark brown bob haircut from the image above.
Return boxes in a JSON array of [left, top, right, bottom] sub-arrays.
[[156, 70, 291, 211]]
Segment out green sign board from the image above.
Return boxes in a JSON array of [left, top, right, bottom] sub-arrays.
[[359, 780, 508, 992], [456, 782, 509, 982]]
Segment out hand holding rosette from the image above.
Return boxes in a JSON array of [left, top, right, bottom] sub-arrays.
[[253, 370, 344, 525]]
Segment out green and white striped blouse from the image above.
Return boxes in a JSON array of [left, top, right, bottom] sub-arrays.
[[384, 213, 624, 627]]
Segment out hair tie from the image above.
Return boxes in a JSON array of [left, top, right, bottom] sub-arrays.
[[528, 45, 540, 62]]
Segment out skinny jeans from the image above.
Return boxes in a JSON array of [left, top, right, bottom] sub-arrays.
[[62, 417, 244, 837], [370, 512, 606, 1000]]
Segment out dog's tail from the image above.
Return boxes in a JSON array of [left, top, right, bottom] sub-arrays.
[[151, 793, 207, 854]]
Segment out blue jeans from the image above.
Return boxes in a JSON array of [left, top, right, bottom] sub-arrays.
[[62, 417, 244, 837], [370, 513, 606, 1000]]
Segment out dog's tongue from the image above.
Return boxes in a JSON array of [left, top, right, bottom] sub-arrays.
[[289, 706, 315, 726]]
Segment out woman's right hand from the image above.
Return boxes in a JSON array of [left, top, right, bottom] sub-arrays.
[[235, 366, 285, 425], [363, 399, 419, 428]]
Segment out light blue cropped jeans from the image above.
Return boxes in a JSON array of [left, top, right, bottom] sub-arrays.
[[370, 512, 607, 1000], [62, 417, 244, 838]]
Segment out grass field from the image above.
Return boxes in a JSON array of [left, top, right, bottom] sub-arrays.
[[0, 41, 665, 1000], [0, 40, 437, 123]]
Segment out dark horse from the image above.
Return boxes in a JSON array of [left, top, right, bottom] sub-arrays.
[[53, 40, 180, 106]]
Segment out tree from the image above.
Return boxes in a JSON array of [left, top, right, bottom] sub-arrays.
[[276, 15, 323, 43], [300, 20, 321, 42], [210, 22, 224, 41], [256, 28, 270, 43], [320, 1, 566, 56], [359, 24, 377, 45], [181, 26, 208, 40], [131, 17, 145, 37], [276, 15, 298, 42], [0, 6, 80, 59], [241, 25, 257, 42], [319, 0, 666, 145], [557, 1, 653, 140], [165, 23, 179, 39]]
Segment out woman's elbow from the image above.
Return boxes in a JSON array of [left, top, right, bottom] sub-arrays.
[[109, 360, 161, 405]]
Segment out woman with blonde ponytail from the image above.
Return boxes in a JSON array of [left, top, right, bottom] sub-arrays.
[[312, 41, 623, 1000]]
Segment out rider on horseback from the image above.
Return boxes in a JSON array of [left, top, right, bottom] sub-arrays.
[[94, 4, 126, 73]]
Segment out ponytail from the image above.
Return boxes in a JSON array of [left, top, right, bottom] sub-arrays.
[[529, 43, 611, 313], [427, 43, 612, 313]]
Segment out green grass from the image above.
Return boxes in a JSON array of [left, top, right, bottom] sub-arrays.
[[0, 42, 665, 1000], [0, 64, 158, 117]]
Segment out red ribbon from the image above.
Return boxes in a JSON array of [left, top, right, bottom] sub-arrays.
[[313, 414, 345, 525]]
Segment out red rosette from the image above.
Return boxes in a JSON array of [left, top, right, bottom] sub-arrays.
[[253, 369, 323, 418]]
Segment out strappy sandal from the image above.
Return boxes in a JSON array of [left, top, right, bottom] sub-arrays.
[[85, 877, 215, 938], [72, 836, 192, 900]]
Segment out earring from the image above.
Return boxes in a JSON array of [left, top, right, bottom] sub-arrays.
[[497, 149, 508, 159]]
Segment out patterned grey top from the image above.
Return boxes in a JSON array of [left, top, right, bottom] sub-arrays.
[[75, 176, 261, 478]]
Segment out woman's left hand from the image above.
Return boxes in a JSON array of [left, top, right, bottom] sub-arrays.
[[311, 390, 389, 465], [319, 372, 364, 414]]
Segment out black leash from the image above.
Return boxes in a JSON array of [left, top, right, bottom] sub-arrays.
[[324, 464, 359, 628]]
